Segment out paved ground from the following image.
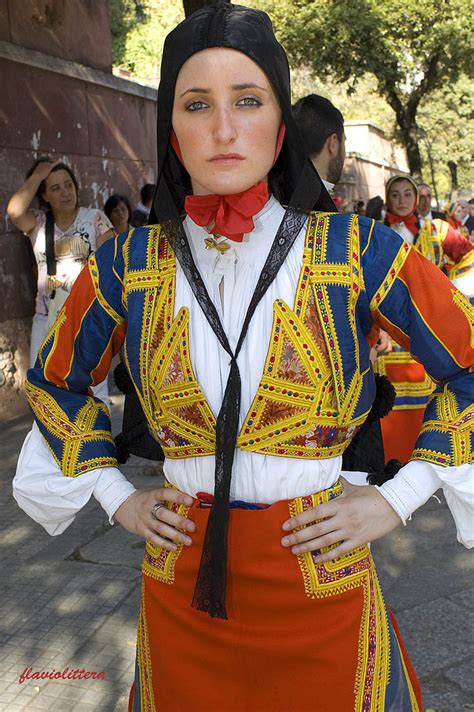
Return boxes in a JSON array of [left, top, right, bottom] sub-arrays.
[[0, 389, 473, 711]]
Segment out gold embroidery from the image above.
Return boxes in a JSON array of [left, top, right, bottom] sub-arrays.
[[123, 217, 371, 460], [289, 483, 391, 711], [451, 288, 474, 348], [137, 586, 156, 712], [25, 381, 116, 477], [142, 499, 191, 583], [369, 241, 410, 312]]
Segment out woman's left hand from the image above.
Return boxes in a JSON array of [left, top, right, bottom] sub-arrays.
[[281, 478, 401, 563]]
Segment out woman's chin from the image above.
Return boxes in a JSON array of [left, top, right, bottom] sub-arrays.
[[195, 178, 263, 196]]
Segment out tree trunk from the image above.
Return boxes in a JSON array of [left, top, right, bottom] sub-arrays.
[[448, 160, 458, 197], [397, 117, 422, 180], [385, 91, 423, 180], [183, 0, 211, 17]]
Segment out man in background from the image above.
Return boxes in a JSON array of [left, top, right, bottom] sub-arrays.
[[131, 183, 156, 227], [292, 94, 346, 193], [417, 183, 444, 228]]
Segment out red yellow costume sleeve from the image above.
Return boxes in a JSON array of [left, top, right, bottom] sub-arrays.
[[362, 219, 473, 466], [25, 235, 127, 477]]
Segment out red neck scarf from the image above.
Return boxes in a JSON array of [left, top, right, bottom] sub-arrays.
[[171, 125, 286, 242], [385, 210, 419, 237]]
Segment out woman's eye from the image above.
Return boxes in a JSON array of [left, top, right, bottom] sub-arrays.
[[237, 97, 261, 107], [185, 100, 208, 112]]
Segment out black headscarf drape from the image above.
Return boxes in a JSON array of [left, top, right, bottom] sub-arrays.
[[150, 1, 334, 225]]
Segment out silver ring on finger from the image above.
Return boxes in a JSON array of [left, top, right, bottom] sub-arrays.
[[151, 502, 165, 520]]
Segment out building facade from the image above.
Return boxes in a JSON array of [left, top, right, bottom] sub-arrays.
[[0, 0, 158, 420]]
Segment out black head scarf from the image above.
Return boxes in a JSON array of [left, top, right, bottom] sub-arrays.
[[151, 1, 334, 224], [149, 2, 335, 620]]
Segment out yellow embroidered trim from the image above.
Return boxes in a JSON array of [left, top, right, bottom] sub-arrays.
[[415, 219, 449, 268], [449, 252, 474, 282], [88, 257, 125, 325], [451, 289, 474, 347], [289, 482, 390, 711], [137, 586, 156, 712], [142, 499, 191, 583], [237, 218, 365, 455], [369, 241, 410, 312], [25, 381, 116, 477]]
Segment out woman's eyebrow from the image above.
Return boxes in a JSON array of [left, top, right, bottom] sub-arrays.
[[179, 83, 268, 98], [179, 87, 210, 98], [232, 83, 267, 92]]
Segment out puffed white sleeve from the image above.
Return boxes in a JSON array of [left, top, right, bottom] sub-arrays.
[[377, 460, 474, 548], [12, 423, 136, 535]]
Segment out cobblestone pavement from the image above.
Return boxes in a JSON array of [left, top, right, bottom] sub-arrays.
[[1, 392, 473, 711]]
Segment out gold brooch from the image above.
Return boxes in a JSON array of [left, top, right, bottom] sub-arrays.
[[204, 237, 230, 254]]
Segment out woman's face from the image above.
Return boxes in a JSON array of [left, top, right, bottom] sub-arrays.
[[110, 201, 130, 232], [453, 204, 463, 222], [172, 48, 282, 196], [387, 179, 416, 217], [42, 169, 77, 214]]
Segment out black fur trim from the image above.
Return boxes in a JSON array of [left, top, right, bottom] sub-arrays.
[[366, 375, 396, 423], [366, 459, 404, 486], [113, 363, 135, 395]]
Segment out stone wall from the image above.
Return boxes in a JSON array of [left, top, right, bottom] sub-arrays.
[[0, 1, 158, 421]]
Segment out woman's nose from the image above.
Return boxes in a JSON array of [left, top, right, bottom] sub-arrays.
[[213, 107, 237, 144]]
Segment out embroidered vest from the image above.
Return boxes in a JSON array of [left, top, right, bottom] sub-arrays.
[[122, 214, 375, 460]]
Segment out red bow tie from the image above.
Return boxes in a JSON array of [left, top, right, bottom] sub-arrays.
[[185, 182, 269, 242], [386, 210, 419, 237]]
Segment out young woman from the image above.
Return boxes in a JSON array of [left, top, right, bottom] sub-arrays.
[[445, 200, 470, 237], [104, 193, 132, 236], [376, 174, 431, 462], [384, 174, 420, 244], [7, 159, 114, 366], [13, 4, 473, 711]]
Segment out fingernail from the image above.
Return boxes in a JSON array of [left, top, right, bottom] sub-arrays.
[[282, 537, 290, 546], [183, 536, 192, 546], [282, 521, 291, 531]]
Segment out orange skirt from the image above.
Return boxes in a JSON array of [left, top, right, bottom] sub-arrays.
[[380, 407, 426, 463], [130, 483, 422, 712]]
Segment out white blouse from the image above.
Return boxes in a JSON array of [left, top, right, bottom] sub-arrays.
[[13, 198, 474, 547]]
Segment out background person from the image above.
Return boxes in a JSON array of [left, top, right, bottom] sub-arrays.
[[130, 183, 156, 227], [384, 174, 420, 244], [375, 174, 433, 462], [365, 195, 384, 221], [417, 182, 444, 228], [292, 93, 345, 192], [6, 158, 114, 367], [104, 193, 132, 236], [445, 200, 470, 237]]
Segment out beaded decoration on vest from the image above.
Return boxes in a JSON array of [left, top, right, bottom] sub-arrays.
[[125, 214, 369, 460]]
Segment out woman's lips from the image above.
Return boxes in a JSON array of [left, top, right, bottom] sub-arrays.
[[209, 154, 245, 165]]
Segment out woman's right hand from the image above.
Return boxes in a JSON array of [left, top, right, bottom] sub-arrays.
[[32, 159, 60, 181], [114, 487, 196, 550]]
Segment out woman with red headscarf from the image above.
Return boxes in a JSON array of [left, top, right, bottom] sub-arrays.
[[384, 174, 420, 244], [445, 200, 470, 238], [375, 175, 433, 463]]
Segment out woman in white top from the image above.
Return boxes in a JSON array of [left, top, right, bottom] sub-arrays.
[[7, 158, 114, 366]]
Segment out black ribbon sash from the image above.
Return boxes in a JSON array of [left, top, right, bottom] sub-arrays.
[[172, 207, 307, 619]]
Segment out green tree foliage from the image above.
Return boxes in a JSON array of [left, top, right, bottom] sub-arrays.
[[108, 0, 472, 194], [417, 75, 473, 200], [109, 0, 184, 83], [262, 0, 472, 179]]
